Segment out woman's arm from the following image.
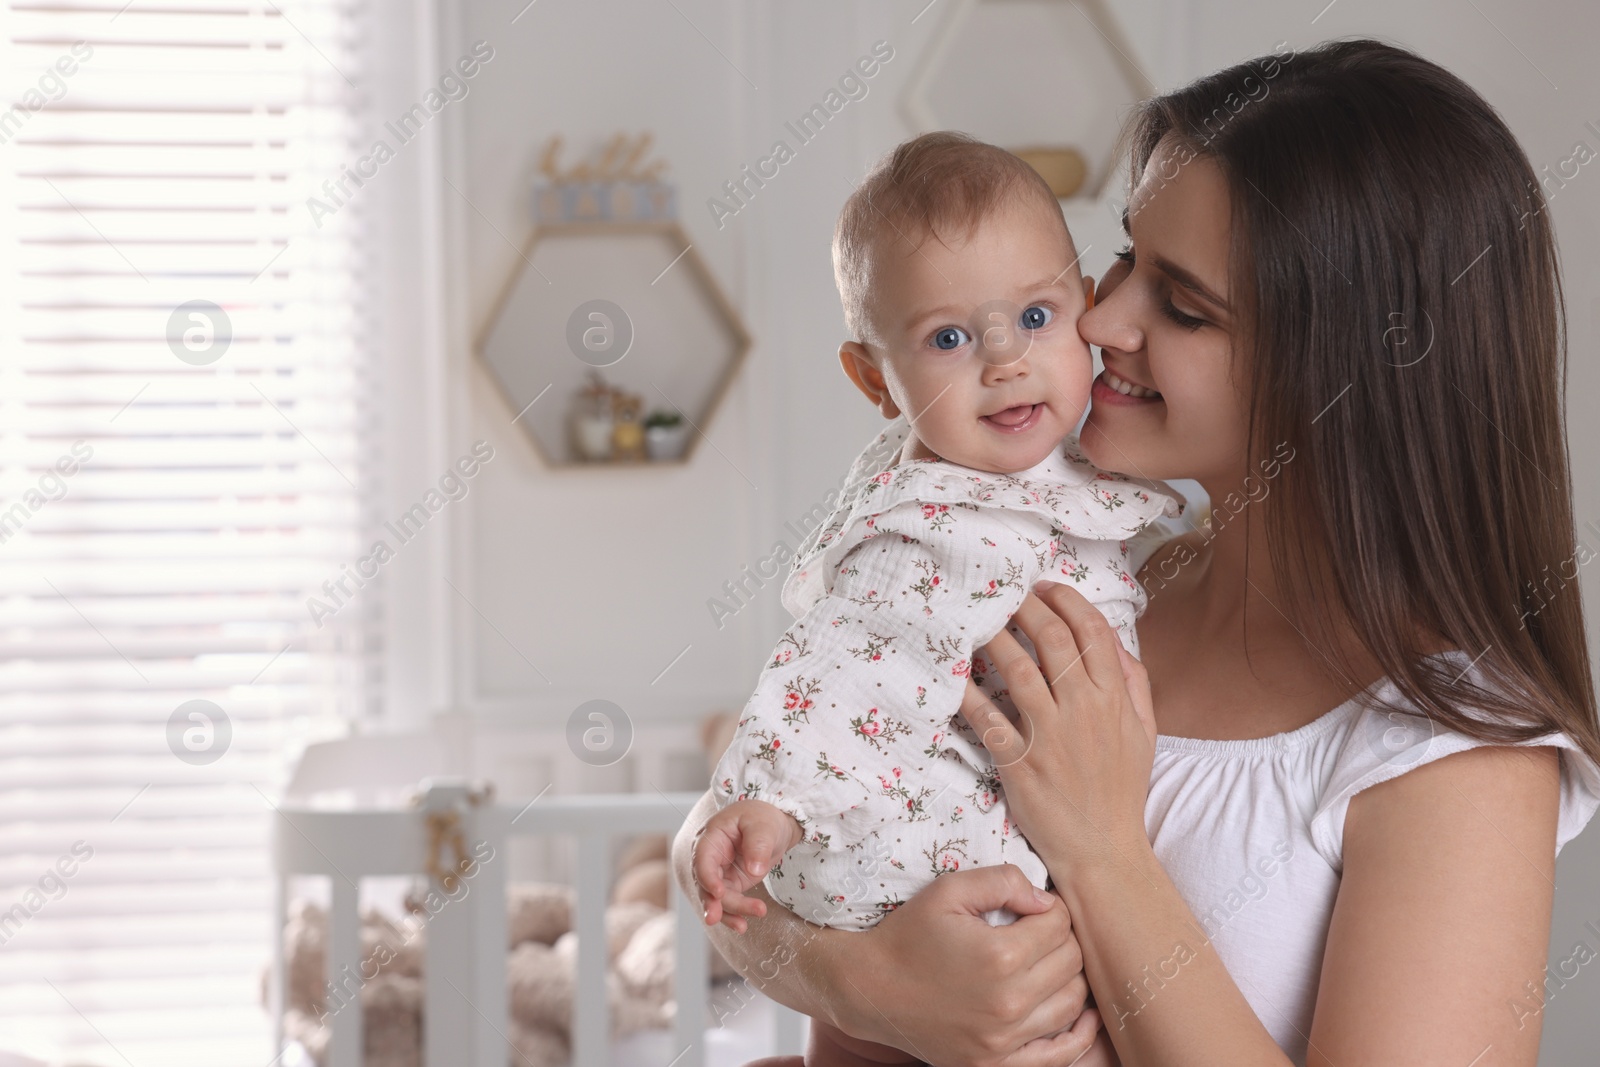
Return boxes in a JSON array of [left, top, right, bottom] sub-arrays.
[[1054, 825, 1291, 1065], [966, 583, 1568, 1065], [962, 585, 1293, 1065], [1306, 744, 1559, 1065], [671, 789, 1109, 1067]]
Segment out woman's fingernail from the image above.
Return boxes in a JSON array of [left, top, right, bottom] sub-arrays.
[[1033, 887, 1052, 906], [1034, 580, 1058, 592]]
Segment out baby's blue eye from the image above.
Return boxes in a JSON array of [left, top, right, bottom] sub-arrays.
[[1020, 305, 1052, 330], [932, 326, 969, 350]]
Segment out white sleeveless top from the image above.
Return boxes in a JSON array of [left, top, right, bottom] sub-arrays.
[[1132, 530, 1600, 1065]]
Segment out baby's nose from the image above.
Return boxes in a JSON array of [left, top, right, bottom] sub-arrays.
[[972, 304, 1032, 371]]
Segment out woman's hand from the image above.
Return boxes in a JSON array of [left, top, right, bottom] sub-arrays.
[[846, 864, 1104, 1067], [672, 792, 1104, 1066], [958, 582, 1157, 875]]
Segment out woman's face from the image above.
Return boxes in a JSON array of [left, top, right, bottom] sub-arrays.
[[1078, 135, 1252, 489]]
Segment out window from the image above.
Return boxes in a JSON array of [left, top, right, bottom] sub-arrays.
[[0, 2, 378, 1063]]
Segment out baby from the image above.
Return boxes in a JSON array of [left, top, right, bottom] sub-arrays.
[[694, 132, 1181, 1064]]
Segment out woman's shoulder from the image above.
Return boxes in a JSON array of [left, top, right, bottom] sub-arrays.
[[1307, 654, 1600, 872]]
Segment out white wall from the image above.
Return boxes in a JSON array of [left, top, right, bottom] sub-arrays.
[[439, 0, 1173, 727], [433, 0, 1599, 1058]]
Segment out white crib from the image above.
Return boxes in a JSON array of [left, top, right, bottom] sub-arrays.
[[268, 721, 807, 1067]]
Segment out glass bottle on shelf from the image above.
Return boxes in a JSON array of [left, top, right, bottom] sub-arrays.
[[570, 371, 615, 461]]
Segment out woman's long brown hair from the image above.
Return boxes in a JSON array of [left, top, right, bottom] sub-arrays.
[[1122, 38, 1600, 769]]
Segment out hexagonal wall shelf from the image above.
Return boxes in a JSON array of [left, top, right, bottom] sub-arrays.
[[477, 220, 750, 467], [901, 0, 1156, 200]]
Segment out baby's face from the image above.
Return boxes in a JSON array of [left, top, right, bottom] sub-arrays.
[[859, 198, 1094, 474]]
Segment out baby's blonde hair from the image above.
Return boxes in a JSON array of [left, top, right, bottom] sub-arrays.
[[833, 131, 1070, 345]]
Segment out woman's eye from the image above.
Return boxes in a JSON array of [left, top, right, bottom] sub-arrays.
[[1159, 298, 1206, 331], [1019, 305, 1052, 330], [1114, 244, 1135, 265], [932, 326, 970, 350]]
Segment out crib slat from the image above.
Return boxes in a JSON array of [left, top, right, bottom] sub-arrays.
[[573, 833, 609, 1065], [471, 827, 510, 1067], [422, 794, 510, 1067], [671, 870, 707, 1067], [326, 874, 362, 1067], [269, 874, 286, 1060], [426, 880, 476, 1064]]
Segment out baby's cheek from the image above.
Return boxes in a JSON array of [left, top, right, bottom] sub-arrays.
[[1050, 341, 1096, 418]]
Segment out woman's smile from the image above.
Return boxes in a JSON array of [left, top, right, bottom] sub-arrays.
[[1091, 369, 1163, 405]]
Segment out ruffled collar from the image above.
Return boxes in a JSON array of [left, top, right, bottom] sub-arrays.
[[782, 415, 1185, 617]]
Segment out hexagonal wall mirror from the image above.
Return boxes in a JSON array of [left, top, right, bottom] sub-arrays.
[[478, 220, 750, 467], [902, 0, 1156, 201]]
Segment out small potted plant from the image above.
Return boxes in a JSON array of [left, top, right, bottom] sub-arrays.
[[644, 408, 689, 460]]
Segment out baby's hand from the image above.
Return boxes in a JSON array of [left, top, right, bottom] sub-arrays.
[[692, 799, 804, 932], [1066, 1023, 1120, 1067]]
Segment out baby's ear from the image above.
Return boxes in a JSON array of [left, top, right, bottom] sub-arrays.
[[838, 342, 900, 419]]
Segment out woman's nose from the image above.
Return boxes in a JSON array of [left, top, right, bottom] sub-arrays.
[[1079, 279, 1143, 355]]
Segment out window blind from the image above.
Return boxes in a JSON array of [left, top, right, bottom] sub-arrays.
[[0, 2, 377, 1064]]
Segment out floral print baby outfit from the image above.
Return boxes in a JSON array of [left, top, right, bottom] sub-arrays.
[[711, 415, 1184, 931]]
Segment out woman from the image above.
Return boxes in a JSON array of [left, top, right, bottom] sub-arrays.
[[672, 38, 1600, 1066]]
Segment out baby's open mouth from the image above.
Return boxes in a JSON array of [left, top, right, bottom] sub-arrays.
[[979, 403, 1042, 433]]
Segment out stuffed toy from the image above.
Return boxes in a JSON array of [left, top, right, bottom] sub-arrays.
[[274, 880, 671, 1067], [268, 711, 745, 1065]]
